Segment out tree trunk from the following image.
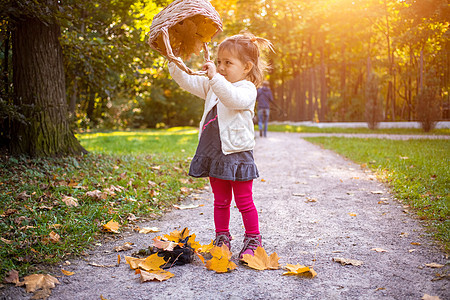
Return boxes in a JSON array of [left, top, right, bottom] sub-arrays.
[[319, 44, 327, 122], [11, 16, 86, 157]]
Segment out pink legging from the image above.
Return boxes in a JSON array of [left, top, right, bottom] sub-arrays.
[[209, 177, 259, 235]]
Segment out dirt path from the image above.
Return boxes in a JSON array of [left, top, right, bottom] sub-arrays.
[[3, 132, 448, 300]]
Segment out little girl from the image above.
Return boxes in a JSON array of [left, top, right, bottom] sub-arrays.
[[168, 32, 273, 260]]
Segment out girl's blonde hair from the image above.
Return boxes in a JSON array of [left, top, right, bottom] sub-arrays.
[[218, 32, 274, 87]]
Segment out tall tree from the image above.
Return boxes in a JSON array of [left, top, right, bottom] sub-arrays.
[[7, 1, 86, 156]]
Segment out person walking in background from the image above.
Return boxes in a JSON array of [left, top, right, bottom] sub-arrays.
[[256, 81, 274, 137]]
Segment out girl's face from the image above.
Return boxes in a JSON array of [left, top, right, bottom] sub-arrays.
[[216, 48, 253, 83]]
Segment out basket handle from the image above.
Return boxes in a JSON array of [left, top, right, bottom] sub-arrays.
[[161, 28, 210, 76]]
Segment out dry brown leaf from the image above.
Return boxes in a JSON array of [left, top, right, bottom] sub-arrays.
[[332, 257, 364, 266], [282, 263, 317, 278], [42, 231, 60, 244], [422, 294, 441, 300], [102, 219, 120, 233], [85, 190, 107, 200], [4, 270, 19, 284], [370, 248, 388, 253], [173, 203, 199, 210], [139, 227, 160, 234], [1, 237, 13, 245], [61, 195, 78, 207], [136, 269, 174, 282], [113, 242, 133, 252], [425, 263, 444, 268], [205, 245, 236, 273], [241, 247, 280, 270], [17, 274, 60, 295], [61, 269, 74, 276]]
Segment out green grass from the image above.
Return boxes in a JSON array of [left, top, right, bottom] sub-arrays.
[[0, 127, 205, 279], [266, 124, 450, 135], [304, 137, 449, 251]]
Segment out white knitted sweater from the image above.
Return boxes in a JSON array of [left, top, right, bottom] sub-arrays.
[[169, 62, 256, 155]]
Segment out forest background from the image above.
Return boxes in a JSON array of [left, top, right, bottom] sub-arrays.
[[1, 0, 449, 137]]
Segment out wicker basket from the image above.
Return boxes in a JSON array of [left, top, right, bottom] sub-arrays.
[[148, 0, 223, 75]]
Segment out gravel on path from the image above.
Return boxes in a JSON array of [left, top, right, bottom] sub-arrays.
[[2, 132, 448, 300]]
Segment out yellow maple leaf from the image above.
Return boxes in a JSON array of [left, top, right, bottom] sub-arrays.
[[163, 227, 190, 242], [205, 245, 236, 273], [241, 247, 280, 270], [187, 233, 202, 251], [283, 263, 317, 278], [153, 236, 177, 251], [124, 256, 145, 270], [102, 219, 120, 233], [138, 253, 167, 271], [136, 269, 174, 282]]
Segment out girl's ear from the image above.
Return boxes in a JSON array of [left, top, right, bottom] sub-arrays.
[[244, 61, 254, 74]]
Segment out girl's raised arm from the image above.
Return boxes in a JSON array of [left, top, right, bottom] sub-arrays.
[[169, 62, 210, 100], [209, 74, 257, 109]]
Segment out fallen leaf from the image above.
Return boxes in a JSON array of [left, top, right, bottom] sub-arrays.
[[139, 227, 160, 234], [371, 191, 384, 194], [164, 227, 190, 242], [305, 198, 317, 203], [4, 270, 19, 284], [42, 231, 60, 244], [205, 245, 236, 273], [292, 193, 306, 197], [425, 263, 444, 268], [16, 274, 60, 297], [102, 219, 120, 233], [411, 242, 421, 246], [1, 237, 13, 244], [85, 190, 107, 200], [125, 256, 146, 270], [348, 213, 357, 217], [409, 249, 416, 253], [332, 257, 364, 266], [61, 195, 78, 207], [61, 269, 74, 276], [400, 232, 409, 238], [138, 253, 168, 271], [136, 269, 174, 282], [117, 255, 121, 266], [173, 203, 199, 210], [370, 248, 388, 253], [198, 240, 215, 253], [241, 247, 280, 270], [113, 242, 133, 252], [88, 262, 117, 268], [422, 294, 441, 300], [153, 237, 178, 251], [282, 263, 317, 278]]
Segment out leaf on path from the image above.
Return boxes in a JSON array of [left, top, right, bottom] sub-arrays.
[[332, 257, 364, 266], [61, 269, 74, 276], [292, 193, 306, 197], [125, 256, 145, 270], [136, 269, 174, 282], [348, 213, 357, 217], [241, 247, 280, 270], [88, 262, 117, 268], [4, 270, 19, 284], [138, 253, 168, 271], [371, 190, 384, 194], [173, 203, 199, 210], [282, 264, 317, 278], [139, 227, 160, 234], [61, 195, 78, 207], [198, 240, 215, 253], [205, 245, 236, 273], [102, 219, 120, 233], [370, 248, 388, 253], [422, 294, 441, 300], [305, 198, 317, 203], [164, 227, 190, 242], [179, 187, 192, 194], [152, 237, 178, 251], [411, 242, 421, 246], [425, 263, 444, 268], [16, 274, 60, 298], [113, 242, 134, 252]]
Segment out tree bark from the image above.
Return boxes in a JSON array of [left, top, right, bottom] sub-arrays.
[[11, 16, 86, 157]]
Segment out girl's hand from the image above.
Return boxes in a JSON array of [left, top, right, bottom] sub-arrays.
[[203, 61, 217, 80]]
